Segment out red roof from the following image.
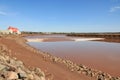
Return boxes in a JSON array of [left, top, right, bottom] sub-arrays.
[[8, 26, 19, 32]]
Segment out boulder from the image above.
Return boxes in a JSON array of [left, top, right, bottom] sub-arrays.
[[0, 64, 6, 71], [6, 71, 18, 80]]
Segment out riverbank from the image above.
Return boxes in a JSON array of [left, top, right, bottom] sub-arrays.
[[0, 35, 119, 80], [0, 44, 45, 80], [0, 35, 94, 80]]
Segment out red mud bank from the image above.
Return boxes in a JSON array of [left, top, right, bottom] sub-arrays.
[[0, 44, 45, 80], [0, 35, 120, 80], [0, 35, 94, 80]]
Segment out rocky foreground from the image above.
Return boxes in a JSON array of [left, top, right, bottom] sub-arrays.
[[0, 35, 120, 80], [0, 44, 45, 80]]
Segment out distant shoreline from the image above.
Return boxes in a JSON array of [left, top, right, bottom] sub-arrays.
[[26, 37, 104, 42]]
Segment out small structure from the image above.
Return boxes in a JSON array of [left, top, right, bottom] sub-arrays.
[[8, 26, 21, 34], [0, 26, 21, 35]]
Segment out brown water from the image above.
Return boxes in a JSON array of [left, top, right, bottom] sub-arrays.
[[26, 35, 120, 77]]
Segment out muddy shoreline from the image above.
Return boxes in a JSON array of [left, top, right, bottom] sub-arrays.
[[0, 35, 120, 80]]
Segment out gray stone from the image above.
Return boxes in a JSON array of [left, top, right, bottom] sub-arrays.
[[18, 73, 27, 79], [17, 67, 27, 78], [97, 74, 105, 80]]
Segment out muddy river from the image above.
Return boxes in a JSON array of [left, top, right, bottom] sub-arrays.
[[26, 35, 120, 76]]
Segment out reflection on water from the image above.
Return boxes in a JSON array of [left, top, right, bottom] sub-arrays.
[[27, 40, 120, 76]]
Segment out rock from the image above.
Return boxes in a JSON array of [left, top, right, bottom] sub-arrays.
[[40, 76, 46, 80], [46, 73, 54, 80], [15, 60, 24, 67], [110, 77, 120, 80], [8, 59, 15, 64], [97, 74, 105, 80], [0, 45, 7, 52], [0, 56, 6, 62], [4, 56, 10, 62], [7, 66, 16, 72], [118, 77, 120, 80], [70, 68, 74, 72], [107, 74, 112, 79], [18, 73, 27, 79], [85, 69, 93, 77], [52, 57, 58, 62], [17, 67, 27, 79], [6, 71, 18, 80], [34, 68, 45, 77], [0, 44, 46, 80], [0, 64, 6, 71], [27, 74, 34, 79], [34, 74, 41, 80], [79, 64, 86, 69], [33, 74, 46, 80], [0, 77, 4, 80]]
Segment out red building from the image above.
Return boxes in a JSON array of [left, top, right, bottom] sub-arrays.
[[8, 26, 21, 34]]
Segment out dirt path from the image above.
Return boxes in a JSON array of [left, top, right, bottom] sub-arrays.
[[0, 36, 95, 80]]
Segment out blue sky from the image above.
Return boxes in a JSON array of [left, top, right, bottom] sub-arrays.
[[0, 0, 120, 32]]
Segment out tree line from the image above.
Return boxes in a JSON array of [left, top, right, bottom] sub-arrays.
[[67, 32, 120, 39]]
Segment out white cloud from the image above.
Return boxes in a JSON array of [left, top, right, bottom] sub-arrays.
[[0, 10, 18, 16], [0, 11, 7, 15], [110, 6, 120, 12], [0, 6, 18, 16]]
